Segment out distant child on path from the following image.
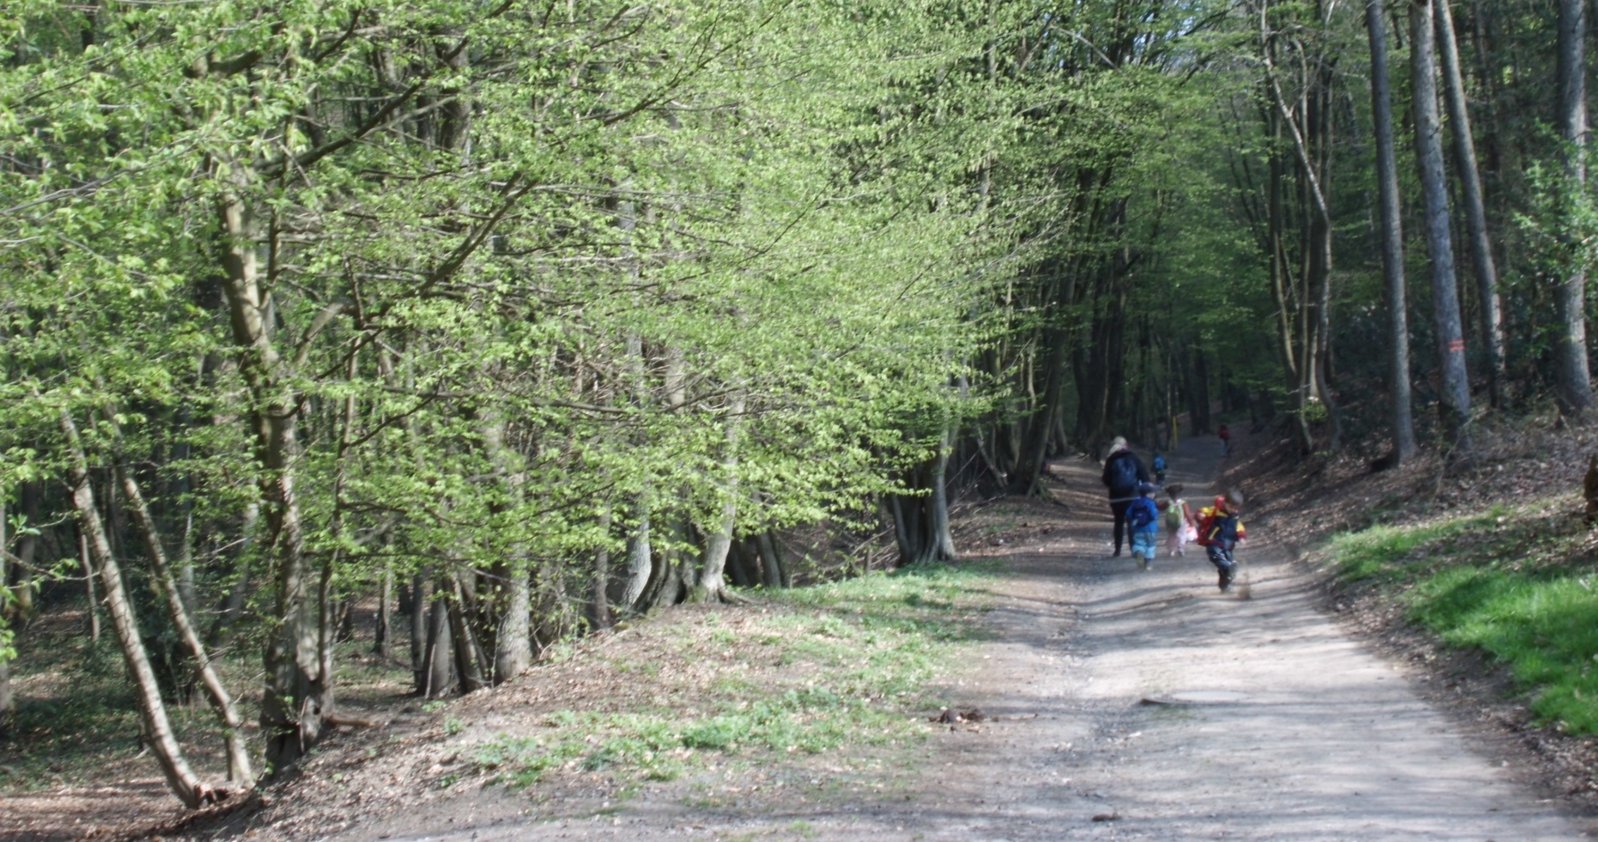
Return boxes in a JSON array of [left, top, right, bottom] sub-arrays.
[[1162, 484, 1195, 557], [1196, 492, 1247, 592], [1101, 436, 1151, 558], [1152, 451, 1167, 484], [1127, 482, 1161, 571], [1217, 423, 1232, 456]]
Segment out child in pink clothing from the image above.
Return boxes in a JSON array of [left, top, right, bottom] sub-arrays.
[[1162, 484, 1196, 557]]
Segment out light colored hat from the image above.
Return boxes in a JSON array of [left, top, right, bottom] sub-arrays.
[[1108, 436, 1128, 454]]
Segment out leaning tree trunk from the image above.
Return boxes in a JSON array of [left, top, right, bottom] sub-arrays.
[[1556, 0, 1595, 417], [58, 409, 213, 808], [1411, 0, 1473, 445], [111, 446, 253, 787], [1368, 0, 1419, 464]]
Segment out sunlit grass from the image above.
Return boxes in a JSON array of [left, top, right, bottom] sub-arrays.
[[473, 562, 995, 789], [1329, 499, 1598, 734]]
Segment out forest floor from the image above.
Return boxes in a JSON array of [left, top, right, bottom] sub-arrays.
[[9, 421, 1598, 840]]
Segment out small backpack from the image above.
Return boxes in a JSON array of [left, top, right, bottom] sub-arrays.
[[1165, 499, 1185, 528], [1194, 506, 1215, 546], [1128, 498, 1156, 531]]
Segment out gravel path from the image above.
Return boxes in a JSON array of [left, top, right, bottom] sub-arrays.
[[386, 439, 1594, 841]]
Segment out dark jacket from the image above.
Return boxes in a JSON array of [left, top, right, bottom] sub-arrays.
[[1101, 450, 1149, 498]]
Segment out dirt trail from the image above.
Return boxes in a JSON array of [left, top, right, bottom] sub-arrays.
[[367, 437, 1594, 841]]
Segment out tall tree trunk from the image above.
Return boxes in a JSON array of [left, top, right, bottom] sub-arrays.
[[217, 175, 329, 771], [1411, 0, 1473, 445], [1368, 0, 1419, 463], [58, 409, 211, 808], [1435, 0, 1506, 407], [892, 441, 959, 567], [1557, 0, 1596, 417], [1258, 0, 1338, 453]]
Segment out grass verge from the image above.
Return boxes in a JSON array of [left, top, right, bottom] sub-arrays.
[[1327, 496, 1598, 733], [470, 561, 995, 790]]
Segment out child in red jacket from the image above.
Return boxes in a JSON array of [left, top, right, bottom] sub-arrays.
[[1195, 492, 1246, 592]]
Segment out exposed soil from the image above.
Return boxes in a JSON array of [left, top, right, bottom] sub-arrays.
[[8, 422, 1598, 840]]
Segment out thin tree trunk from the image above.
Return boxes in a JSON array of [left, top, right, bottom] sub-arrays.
[[374, 562, 393, 659], [409, 573, 429, 690], [112, 455, 254, 787], [0, 501, 11, 734], [1557, 0, 1595, 416], [589, 506, 613, 631], [447, 575, 488, 693], [1435, 0, 1506, 407], [1368, 0, 1419, 463], [78, 529, 101, 641], [204, 500, 256, 650]]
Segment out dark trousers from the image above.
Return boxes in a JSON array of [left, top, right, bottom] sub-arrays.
[[1207, 540, 1237, 589], [1110, 499, 1133, 553]]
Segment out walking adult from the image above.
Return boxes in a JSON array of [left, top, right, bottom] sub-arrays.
[[1101, 436, 1150, 558]]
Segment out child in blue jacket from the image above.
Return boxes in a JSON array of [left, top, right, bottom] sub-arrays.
[[1126, 482, 1161, 571]]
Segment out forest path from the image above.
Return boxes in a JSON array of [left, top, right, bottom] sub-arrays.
[[898, 438, 1593, 841], [387, 435, 1593, 841]]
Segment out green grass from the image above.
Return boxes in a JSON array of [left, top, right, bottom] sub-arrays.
[[1327, 506, 1507, 583], [472, 561, 994, 789], [1328, 499, 1598, 734]]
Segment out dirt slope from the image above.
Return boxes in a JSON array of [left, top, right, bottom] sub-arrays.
[[279, 435, 1595, 841]]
